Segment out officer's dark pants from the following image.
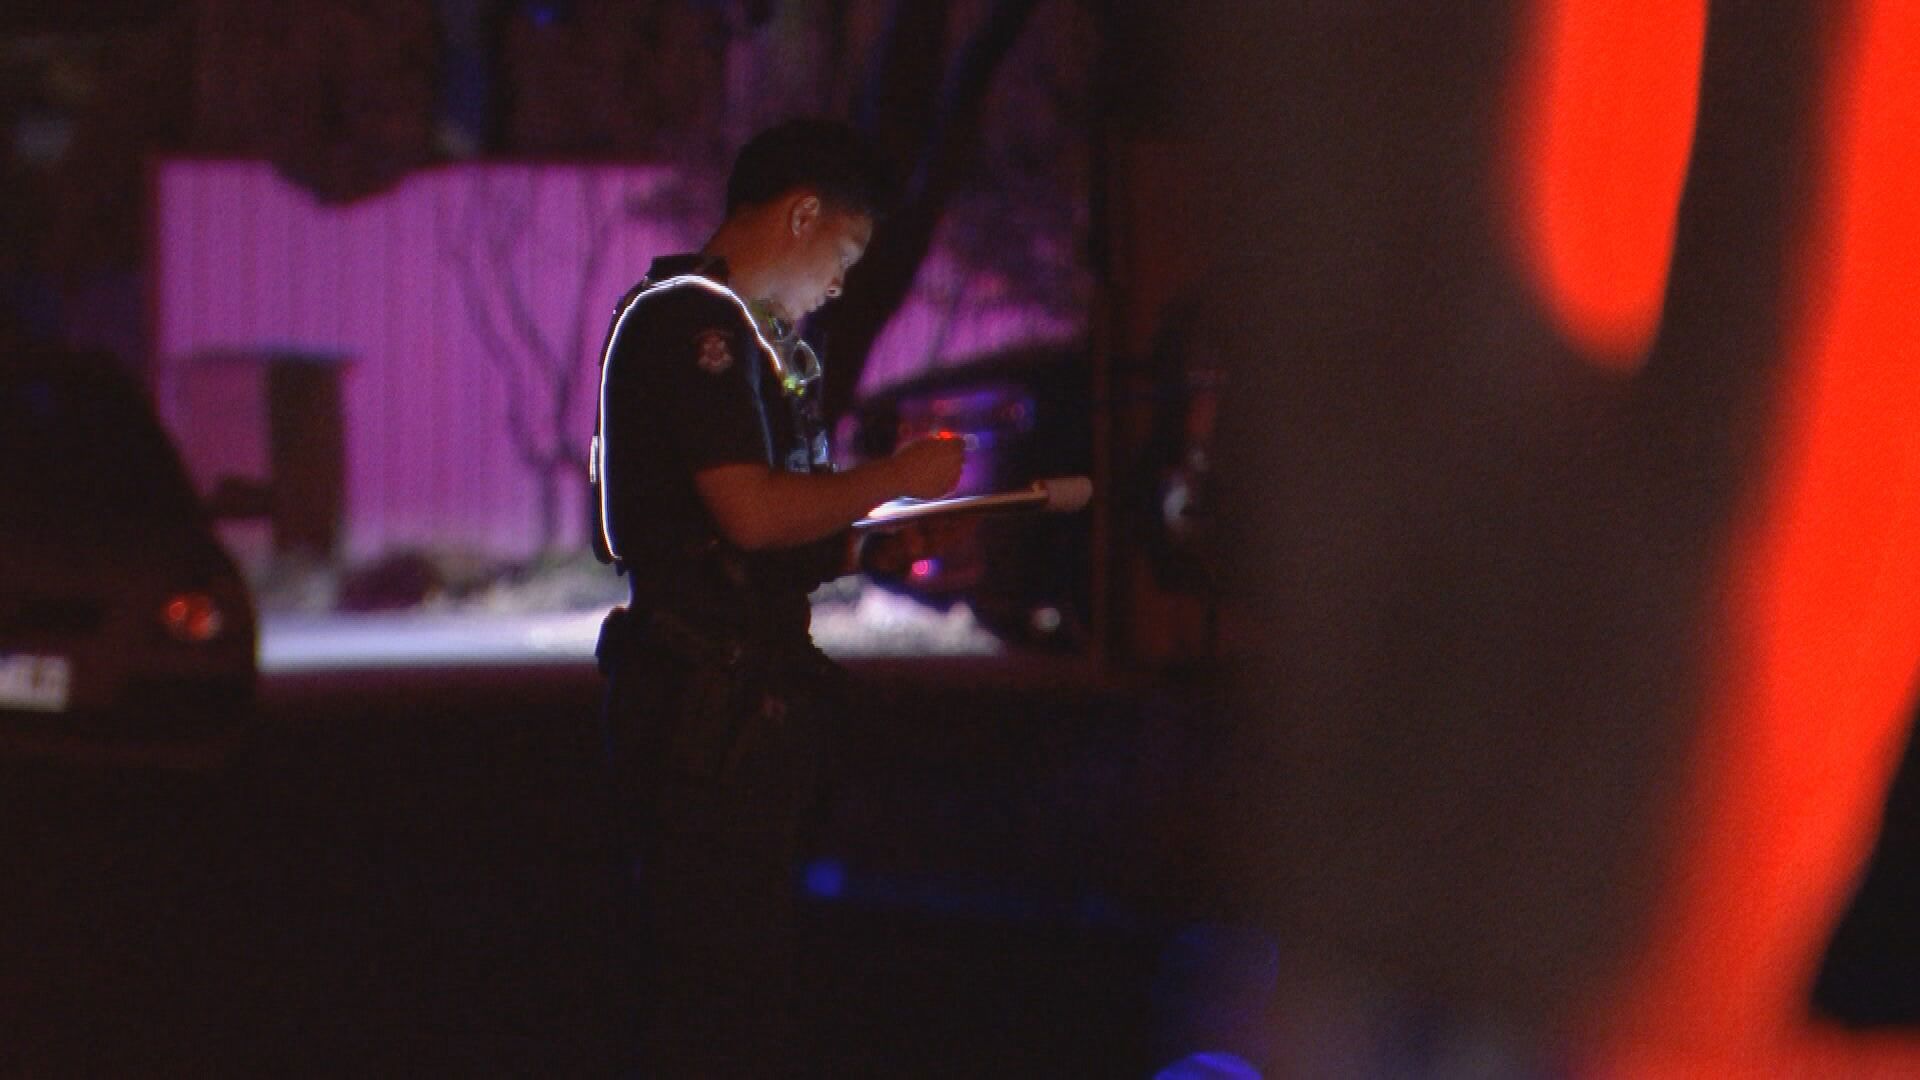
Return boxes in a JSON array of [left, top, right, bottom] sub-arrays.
[[599, 613, 826, 1077]]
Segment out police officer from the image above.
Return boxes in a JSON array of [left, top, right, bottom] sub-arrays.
[[591, 119, 964, 1075]]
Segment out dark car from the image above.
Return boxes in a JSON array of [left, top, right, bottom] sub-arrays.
[[842, 346, 1092, 649], [0, 346, 257, 769]]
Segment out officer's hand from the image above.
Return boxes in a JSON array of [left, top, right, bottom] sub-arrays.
[[889, 435, 966, 500]]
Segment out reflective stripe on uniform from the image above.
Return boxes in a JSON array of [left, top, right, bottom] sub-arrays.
[[594, 275, 788, 564]]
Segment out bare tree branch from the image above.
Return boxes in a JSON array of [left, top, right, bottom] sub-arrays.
[[482, 173, 564, 375], [817, 0, 1045, 417], [441, 167, 636, 546], [447, 241, 542, 469]]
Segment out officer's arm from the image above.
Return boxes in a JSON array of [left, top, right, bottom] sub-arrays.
[[695, 437, 964, 551]]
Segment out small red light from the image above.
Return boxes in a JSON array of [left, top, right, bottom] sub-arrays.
[[162, 592, 225, 643], [910, 559, 936, 579]]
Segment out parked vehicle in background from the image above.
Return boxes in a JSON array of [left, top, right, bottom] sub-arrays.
[[0, 345, 257, 769], [842, 346, 1092, 650]]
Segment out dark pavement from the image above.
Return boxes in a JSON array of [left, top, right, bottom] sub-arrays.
[[0, 658, 1221, 1077]]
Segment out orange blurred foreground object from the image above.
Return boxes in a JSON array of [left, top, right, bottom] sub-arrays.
[[1504, 0, 1707, 369], [1588, 2, 1920, 1074]]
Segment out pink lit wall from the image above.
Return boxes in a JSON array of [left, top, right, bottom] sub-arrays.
[[152, 159, 1078, 559]]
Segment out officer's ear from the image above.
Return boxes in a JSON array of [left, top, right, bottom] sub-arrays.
[[788, 193, 823, 238]]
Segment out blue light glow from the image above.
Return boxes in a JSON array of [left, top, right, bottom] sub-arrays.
[[803, 857, 848, 899], [1153, 1051, 1263, 1080]]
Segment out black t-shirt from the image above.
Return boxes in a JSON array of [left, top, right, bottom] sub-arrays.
[[597, 255, 840, 636]]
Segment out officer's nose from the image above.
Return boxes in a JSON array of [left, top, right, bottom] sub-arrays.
[[825, 280, 843, 300]]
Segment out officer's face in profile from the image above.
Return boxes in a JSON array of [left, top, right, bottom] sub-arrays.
[[771, 195, 873, 320]]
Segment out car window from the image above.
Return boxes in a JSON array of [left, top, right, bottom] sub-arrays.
[[0, 362, 204, 536]]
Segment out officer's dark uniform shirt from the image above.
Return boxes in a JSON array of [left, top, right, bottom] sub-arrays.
[[594, 254, 846, 1073], [597, 254, 839, 644]]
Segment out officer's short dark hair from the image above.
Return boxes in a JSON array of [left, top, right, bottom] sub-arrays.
[[725, 118, 895, 220]]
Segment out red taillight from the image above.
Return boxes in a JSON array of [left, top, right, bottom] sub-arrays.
[[162, 592, 225, 643]]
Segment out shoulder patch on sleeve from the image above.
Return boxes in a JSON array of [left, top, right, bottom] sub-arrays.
[[693, 329, 734, 375]]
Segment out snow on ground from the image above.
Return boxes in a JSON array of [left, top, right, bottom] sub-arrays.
[[259, 584, 1000, 672]]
